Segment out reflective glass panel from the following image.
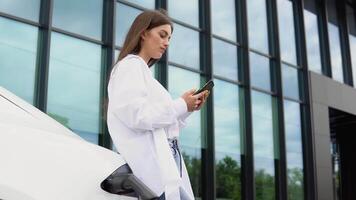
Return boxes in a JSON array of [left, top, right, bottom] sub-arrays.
[[0, 0, 40, 22], [250, 52, 271, 91], [304, 9, 322, 73], [53, 0, 103, 40], [47, 33, 102, 144], [327, 0, 344, 83], [214, 79, 241, 200], [347, 5, 356, 88], [252, 91, 276, 200], [126, 0, 155, 9], [169, 23, 200, 69], [284, 100, 304, 200], [213, 38, 238, 81], [211, 0, 237, 41], [277, 0, 297, 65], [168, 66, 202, 197], [116, 3, 141, 47], [168, 0, 199, 27], [247, 0, 269, 53], [0, 17, 38, 104], [282, 65, 300, 100]]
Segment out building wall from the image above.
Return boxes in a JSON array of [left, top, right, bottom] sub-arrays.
[[309, 71, 356, 200]]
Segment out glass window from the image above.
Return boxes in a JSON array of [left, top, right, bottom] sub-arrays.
[[115, 49, 120, 62], [250, 52, 271, 91], [47, 33, 102, 144], [347, 5, 356, 87], [247, 0, 269, 53], [212, 38, 238, 81], [304, 6, 322, 73], [0, 17, 38, 104], [277, 0, 298, 65], [168, 0, 199, 27], [0, 0, 40, 22], [116, 3, 141, 47], [211, 0, 237, 41], [282, 65, 300, 100], [252, 91, 276, 200], [284, 100, 304, 200], [327, 0, 344, 83], [168, 66, 202, 198], [126, 0, 155, 9], [169, 23, 200, 69], [52, 0, 103, 40], [214, 79, 241, 200]]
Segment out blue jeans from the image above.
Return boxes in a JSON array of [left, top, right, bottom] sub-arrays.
[[158, 192, 165, 200]]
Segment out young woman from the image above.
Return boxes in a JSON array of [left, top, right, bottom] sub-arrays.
[[107, 9, 209, 200]]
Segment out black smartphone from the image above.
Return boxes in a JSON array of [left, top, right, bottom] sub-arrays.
[[193, 80, 214, 95]]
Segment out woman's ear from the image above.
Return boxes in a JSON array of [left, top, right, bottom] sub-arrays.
[[141, 30, 148, 41]]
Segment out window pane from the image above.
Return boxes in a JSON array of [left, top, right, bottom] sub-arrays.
[[214, 79, 241, 200], [211, 0, 237, 41], [247, 0, 269, 53], [282, 65, 300, 100], [284, 100, 304, 200], [0, 0, 40, 22], [0, 17, 38, 104], [347, 5, 356, 88], [277, 0, 297, 65], [169, 23, 200, 69], [252, 91, 276, 200], [116, 3, 141, 47], [304, 9, 322, 73], [53, 0, 103, 40], [126, 0, 155, 9], [168, 0, 199, 27], [327, 0, 344, 83], [168, 66, 202, 198], [47, 33, 102, 144], [213, 38, 238, 81], [250, 52, 271, 91]]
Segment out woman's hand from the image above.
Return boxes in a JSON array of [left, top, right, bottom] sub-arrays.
[[181, 89, 210, 112], [195, 90, 210, 110]]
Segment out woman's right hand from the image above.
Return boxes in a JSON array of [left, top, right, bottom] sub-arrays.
[[181, 88, 205, 112]]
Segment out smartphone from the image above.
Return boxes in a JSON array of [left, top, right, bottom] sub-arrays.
[[193, 80, 214, 95]]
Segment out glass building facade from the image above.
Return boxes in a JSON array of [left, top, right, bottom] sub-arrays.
[[1, 0, 355, 200]]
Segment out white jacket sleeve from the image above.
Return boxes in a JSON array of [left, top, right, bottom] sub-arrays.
[[177, 111, 192, 129], [108, 58, 187, 132]]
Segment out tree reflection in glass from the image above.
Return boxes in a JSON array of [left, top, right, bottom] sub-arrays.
[[252, 91, 276, 200], [214, 79, 241, 200], [284, 100, 304, 200]]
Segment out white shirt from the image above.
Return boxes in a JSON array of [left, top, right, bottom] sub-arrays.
[[107, 54, 194, 200]]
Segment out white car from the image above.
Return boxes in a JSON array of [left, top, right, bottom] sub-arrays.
[[0, 87, 156, 200]]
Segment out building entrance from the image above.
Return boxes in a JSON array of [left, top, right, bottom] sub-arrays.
[[330, 108, 356, 200]]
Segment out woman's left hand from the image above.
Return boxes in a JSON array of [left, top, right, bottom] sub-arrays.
[[194, 90, 210, 111]]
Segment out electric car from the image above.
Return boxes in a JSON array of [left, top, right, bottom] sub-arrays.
[[0, 87, 156, 200]]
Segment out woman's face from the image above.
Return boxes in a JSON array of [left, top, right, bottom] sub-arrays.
[[141, 24, 172, 59]]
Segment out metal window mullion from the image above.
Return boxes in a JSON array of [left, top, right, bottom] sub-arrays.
[[156, 0, 168, 88], [318, 0, 333, 77], [35, 0, 53, 111], [337, 0, 354, 86], [99, 0, 116, 149], [294, 0, 317, 199], [199, 0, 215, 199], [238, 0, 254, 199], [268, 0, 287, 200]]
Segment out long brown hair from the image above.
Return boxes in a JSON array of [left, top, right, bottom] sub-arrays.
[[116, 9, 173, 67]]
